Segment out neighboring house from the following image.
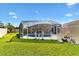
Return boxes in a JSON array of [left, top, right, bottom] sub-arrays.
[[19, 20, 61, 39], [0, 28, 7, 38], [15, 27, 19, 32], [60, 20, 79, 44]]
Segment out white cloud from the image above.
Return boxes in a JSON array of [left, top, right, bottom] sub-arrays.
[[47, 18, 52, 20], [74, 12, 78, 15], [65, 13, 73, 17], [66, 3, 76, 6], [47, 18, 50, 20], [9, 12, 16, 15], [12, 15, 17, 19], [66, 3, 76, 8], [34, 10, 39, 14], [9, 12, 18, 19]]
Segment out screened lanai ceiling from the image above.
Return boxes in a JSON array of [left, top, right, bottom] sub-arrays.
[[21, 20, 61, 28], [27, 24, 53, 33]]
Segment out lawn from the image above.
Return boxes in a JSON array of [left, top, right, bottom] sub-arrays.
[[0, 33, 17, 42], [0, 33, 79, 56]]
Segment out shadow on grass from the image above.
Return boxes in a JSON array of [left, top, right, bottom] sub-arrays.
[[10, 36, 63, 44]]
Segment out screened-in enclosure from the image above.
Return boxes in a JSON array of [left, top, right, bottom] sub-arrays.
[[19, 20, 61, 39]]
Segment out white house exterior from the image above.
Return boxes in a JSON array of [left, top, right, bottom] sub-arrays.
[[0, 28, 7, 38]]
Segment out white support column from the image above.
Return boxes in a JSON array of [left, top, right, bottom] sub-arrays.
[[35, 32, 37, 39], [56, 25, 58, 34], [27, 28, 28, 37], [20, 28, 24, 38], [27, 23, 28, 37], [42, 31, 44, 39], [55, 25, 57, 34], [53, 25, 56, 34], [51, 31, 52, 37], [38, 33, 40, 39]]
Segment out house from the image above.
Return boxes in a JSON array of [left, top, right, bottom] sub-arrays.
[[19, 20, 61, 40], [15, 27, 19, 32], [0, 27, 7, 38], [59, 20, 79, 44]]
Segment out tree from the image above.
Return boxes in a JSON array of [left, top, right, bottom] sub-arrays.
[[0, 21, 4, 28], [7, 23, 15, 33]]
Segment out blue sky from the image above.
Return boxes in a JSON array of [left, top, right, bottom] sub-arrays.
[[0, 3, 79, 27]]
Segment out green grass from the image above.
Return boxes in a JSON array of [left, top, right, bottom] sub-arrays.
[[0, 33, 17, 42], [0, 33, 79, 56], [0, 42, 79, 56]]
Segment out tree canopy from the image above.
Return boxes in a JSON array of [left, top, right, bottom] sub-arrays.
[[0, 21, 5, 28], [7, 23, 15, 33]]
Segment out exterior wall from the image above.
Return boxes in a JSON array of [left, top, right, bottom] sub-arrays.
[[59, 24, 79, 44], [0, 28, 7, 38], [15, 29, 19, 32]]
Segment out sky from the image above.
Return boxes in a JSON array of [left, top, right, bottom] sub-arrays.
[[0, 3, 79, 27]]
